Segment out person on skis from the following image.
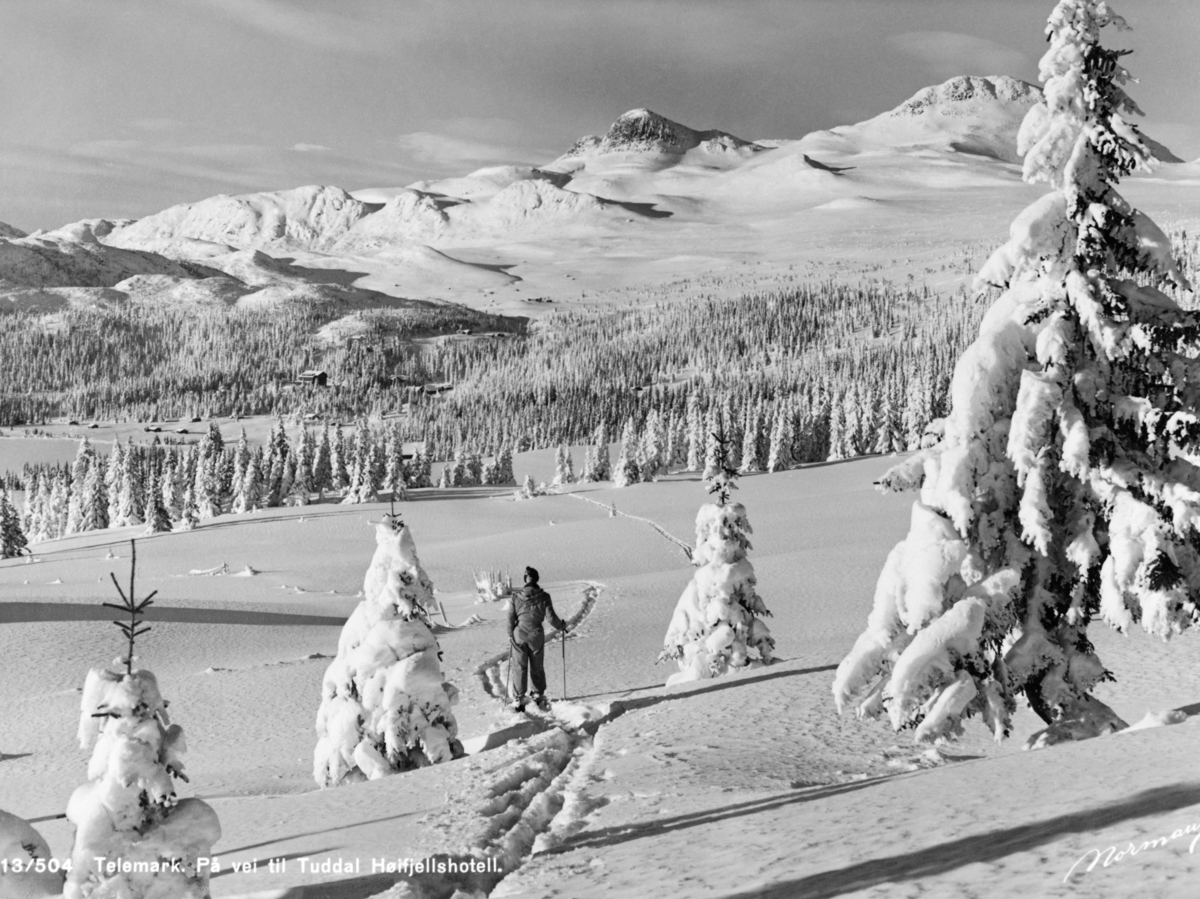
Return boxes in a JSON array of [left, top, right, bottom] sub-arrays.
[[509, 566, 566, 712]]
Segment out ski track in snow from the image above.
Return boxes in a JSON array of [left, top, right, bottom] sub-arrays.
[[565, 492, 693, 560], [409, 700, 626, 897]]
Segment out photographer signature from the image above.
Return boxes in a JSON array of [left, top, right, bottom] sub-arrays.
[[1065, 822, 1200, 882]]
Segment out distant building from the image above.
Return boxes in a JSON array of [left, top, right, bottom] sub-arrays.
[[297, 369, 329, 388]]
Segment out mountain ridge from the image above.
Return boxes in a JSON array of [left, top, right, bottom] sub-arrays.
[[8, 72, 1190, 317]]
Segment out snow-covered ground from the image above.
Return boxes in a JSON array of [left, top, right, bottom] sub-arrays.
[[4, 451, 1200, 898]]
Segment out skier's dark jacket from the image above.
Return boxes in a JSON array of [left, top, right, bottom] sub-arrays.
[[509, 584, 565, 650]]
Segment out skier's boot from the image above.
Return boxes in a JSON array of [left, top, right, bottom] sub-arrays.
[[510, 694, 526, 713], [534, 693, 551, 713]]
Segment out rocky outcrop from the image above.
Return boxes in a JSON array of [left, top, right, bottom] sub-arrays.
[[565, 108, 765, 158]]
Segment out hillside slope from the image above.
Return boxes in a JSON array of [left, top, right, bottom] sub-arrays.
[[2, 454, 1197, 898]]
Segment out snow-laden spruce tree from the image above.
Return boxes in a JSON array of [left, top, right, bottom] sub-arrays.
[[141, 468, 172, 535], [659, 433, 775, 684], [834, 0, 1200, 748], [585, 423, 610, 482], [314, 514, 463, 786], [767, 400, 797, 472], [0, 489, 28, 558], [66, 546, 220, 899], [613, 418, 640, 487], [552, 444, 575, 486]]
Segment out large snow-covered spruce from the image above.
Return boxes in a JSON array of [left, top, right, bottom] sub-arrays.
[[834, 0, 1200, 748], [661, 488, 775, 684], [66, 668, 220, 899], [314, 515, 463, 786], [0, 809, 63, 897]]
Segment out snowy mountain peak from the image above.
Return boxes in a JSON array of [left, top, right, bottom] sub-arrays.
[[891, 76, 1041, 118], [565, 108, 763, 158], [608, 108, 695, 149], [108, 184, 379, 253], [821, 75, 1043, 164]]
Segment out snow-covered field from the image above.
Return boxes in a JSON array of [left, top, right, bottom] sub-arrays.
[[4, 450, 1200, 898]]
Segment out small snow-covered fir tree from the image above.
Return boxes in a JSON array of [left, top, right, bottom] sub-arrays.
[[177, 481, 199, 532], [739, 406, 764, 474], [21, 471, 36, 534], [141, 469, 172, 535], [481, 453, 500, 486], [580, 446, 596, 482], [448, 446, 468, 488], [66, 438, 95, 535], [232, 450, 264, 514], [314, 515, 462, 786], [639, 409, 665, 481], [612, 418, 640, 488], [587, 423, 610, 482], [229, 428, 250, 501], [290, 428, 315, 505], [825, 392, 851, 461], [466, 451, 483, 486], [416, 443, 439, 487], [330, 426, 350, 493], [685, 394, 705, 472], [263, 422, 288, 508], [902, 368, 934, 451], [872, 392, 897, 455], [659, 433, 774, 684], [342, 425, 380, 504], [552, 444, 575, 486], [66, 545, 220, 899], [160, 451, 181, 520], [835, 0, 1200, 749], [312, 426, 333, 499], [701, 410, 724, 479], [27, 473, 52, 544], [767, 400, 796, 472], [383, 424, 406, 498], [0, 489, 28, 558], [48, 472, 70, 537], [106, 440, 125, 526], [517, 473, 539, 499]]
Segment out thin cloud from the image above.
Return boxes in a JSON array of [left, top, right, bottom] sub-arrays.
[[183, 0, 384, 53], [395, 132, 533, 169], [888, 31, 1028, 80], [132, 118, 185, 133], [68, 139, 144, 158], [291, 143, 333, 153]]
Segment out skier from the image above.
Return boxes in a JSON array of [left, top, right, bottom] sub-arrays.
[[508, 566, 566, 712]]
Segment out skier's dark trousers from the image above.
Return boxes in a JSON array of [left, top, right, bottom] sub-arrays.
[[509, 567, 565, 710]]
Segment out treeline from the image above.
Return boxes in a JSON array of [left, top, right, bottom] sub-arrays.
[[2, 422, 522, 553]]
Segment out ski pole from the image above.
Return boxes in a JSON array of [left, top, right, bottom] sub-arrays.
[[505, 640, 513, 703]]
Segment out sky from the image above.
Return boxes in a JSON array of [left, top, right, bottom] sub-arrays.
[[1, 0, 1198, 231]]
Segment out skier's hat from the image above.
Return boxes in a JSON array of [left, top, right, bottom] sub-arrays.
[[524, 566, 539, 583]]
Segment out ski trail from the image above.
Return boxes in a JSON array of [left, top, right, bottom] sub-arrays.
[[400, 728, 586, 898], [474, 582, 602, 701], [426, 700, 639, 897], [566, 492, 693, 561]]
